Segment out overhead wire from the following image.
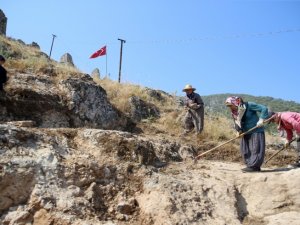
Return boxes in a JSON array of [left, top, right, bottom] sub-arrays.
[[126, 28, 300, 45]]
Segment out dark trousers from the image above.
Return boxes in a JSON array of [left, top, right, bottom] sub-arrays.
[[240, 132, 265, 168]]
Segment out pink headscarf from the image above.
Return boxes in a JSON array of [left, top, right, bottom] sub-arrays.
[[225, 96, 242, 107]]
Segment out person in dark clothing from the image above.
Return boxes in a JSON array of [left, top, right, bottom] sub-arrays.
[[0, 55, 6, 171], [0, 55, 7, 92], [225, 96, 269, 172], [182, 84, 204, 135]]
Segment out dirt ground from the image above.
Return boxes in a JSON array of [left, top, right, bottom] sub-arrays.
[[1, 125, 299, 225]]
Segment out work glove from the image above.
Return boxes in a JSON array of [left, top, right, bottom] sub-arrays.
[[256, 118, 264, 127], [284, 139, 290, 148]]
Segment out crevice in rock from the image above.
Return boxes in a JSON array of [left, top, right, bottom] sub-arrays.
[[234, 186, 248, 223]]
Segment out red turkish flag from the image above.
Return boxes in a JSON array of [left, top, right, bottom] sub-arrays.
[[89, 46, 106, 59]]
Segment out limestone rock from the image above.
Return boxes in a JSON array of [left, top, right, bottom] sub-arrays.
[[144, 87, 170, 102], [117, 198, 138, 215], [60, 53, 75, 67], [29, 41, 40, 49], [0, 125, 299, 224], [91, 68, 101, 79], [6, 120, 36, 127], [0, 72, 134, 130], [129, 96, 160, 122], [0, 9, 7, 35]]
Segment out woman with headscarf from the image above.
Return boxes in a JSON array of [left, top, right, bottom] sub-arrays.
[[225, 96, 269, 172], [269, 111, 300, 167]]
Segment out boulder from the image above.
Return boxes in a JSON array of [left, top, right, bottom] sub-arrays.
[[0, 9, 7, 35], [1, 72, 134, 130], [91, 68, 101, 79], [129, 96, 160, 122], [60, 53, 75, 67]]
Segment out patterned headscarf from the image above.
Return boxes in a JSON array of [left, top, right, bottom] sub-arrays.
[[225, 96, 244, 118], [225, 96, 242, 107]]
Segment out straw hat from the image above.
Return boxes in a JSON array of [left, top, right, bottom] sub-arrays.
[[182, 84, 196, 92]]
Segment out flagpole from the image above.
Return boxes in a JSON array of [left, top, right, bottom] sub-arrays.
[[106, 45, 107, 77], [118, 38, 126, 83]]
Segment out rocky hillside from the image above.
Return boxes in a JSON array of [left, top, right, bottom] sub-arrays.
[[0, 36, 300, 225], [0, 124, 299, 225], [1, 72, 134, 130]]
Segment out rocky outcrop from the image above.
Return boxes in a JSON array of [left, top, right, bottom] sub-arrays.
[[29, 42, 40, 49], [60, 53, 74, 67], [91, 68, 101, 79], [129, 96, 160, 122], [144, 88, 170, 102], [0, 125, 299, 225], [1, 72, 133, 130], [0, 125, 193, 224], [137, 161, 300, 225], [0, 9, 7, 35]]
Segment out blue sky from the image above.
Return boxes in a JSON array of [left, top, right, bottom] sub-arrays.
[[2, 1, 300, 102]]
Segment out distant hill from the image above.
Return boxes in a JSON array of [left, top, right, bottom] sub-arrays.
[[202, 93, 300, 117]]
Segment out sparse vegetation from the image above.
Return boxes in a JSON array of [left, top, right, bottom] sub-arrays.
[[92, 76, 235, 141], [93, 77, 178, 113], [0, 35, 285, 146], [202, 114, 236, 141], [0, 35, 81, 78]]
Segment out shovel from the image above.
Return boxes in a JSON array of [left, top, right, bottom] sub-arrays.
[[195, 117, 272, 160]]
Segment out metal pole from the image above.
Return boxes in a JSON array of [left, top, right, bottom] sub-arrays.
[[49, 34, 57, 59], [106, 45, 108, 77], [118, 38, 126, 83]]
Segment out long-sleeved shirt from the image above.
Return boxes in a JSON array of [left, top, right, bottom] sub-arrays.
[[240, 102, 269, 134], [185, 92, 204, 109], [277, 112, 300, 141]]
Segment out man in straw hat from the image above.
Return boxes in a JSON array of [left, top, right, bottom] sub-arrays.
[[182, 84, 204, 135]]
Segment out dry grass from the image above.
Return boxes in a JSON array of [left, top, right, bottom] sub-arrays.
[[202, 115, 236, 141], [93, 77, 178, 113], [53, 63, 82, 80], [7, 57, 49, 73], [1, 35, 236, 146], [93, 75, 235, 143], [1, 35, 42, 59], [1, 35, 81, 78], [156, 110, 183, 134], [94, 77, 146, 112]]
